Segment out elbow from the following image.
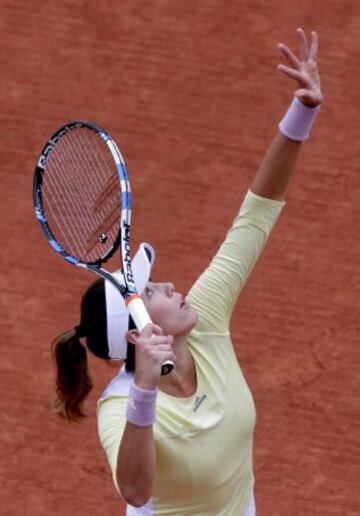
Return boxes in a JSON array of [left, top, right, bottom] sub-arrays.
[[120, 485, 151, 508]]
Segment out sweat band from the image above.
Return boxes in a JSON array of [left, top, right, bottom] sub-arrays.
[[279, 97, 321, 141], [126, 381, 158, 427]]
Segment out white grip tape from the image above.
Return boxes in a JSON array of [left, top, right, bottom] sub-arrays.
[[127, 297, 152, 331]]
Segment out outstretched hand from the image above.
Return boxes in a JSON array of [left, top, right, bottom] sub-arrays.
[[277, 28, 324, 108]]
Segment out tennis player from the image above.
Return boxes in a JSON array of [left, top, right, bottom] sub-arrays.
[[51, 28, 323, 515]]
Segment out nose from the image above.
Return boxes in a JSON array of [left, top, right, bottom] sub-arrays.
[[165, 283, 175, 296]]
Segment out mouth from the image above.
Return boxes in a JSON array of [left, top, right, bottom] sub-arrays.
[[180, 295, 188, 309]]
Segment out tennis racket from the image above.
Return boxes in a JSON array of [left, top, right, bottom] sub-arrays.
[[33, 120, 174, 375]]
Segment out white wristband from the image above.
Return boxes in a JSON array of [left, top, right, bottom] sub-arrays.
[[126, 381, 158, 427], [279, 97, 321, 141]]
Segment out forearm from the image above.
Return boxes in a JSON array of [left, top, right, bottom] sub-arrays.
[[117, 421, 156, 507], [251, 26, 323, 202], [251, 131, 302, 202]]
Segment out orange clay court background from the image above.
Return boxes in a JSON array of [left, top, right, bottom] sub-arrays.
[[0, 1, 359, 515]]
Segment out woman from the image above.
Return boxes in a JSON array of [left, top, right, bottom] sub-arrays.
[[52, 28, 323, 515]]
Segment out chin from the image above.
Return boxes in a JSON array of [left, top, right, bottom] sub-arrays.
[[181, 308, 199, 334]]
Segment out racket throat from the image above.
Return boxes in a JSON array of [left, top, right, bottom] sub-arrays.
[[126, 296, 152, 331], [122, 220, 135, 285]]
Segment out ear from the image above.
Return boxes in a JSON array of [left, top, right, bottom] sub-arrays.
[[126, 328, 140, 345]]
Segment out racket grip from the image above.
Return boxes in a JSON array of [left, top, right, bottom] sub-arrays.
[[161, 360, 175, 376], [127, 297, 175, 376], [127, 296, 152, 330]]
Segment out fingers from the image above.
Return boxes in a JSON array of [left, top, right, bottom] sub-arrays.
[[159, 349, 177, 365], [140, 340, 176, 364], [309, 31, 319, 61], [296, 27, 309, 61], [142, 323, 163, 337], [150, 323, 164, 336], [151, 345, 176, 359], [293, 88, 323, 107], [278, 28, 318, 66], [278, 42, 301, 70], [140, 335, 173, 346], [294, 88, 310, 99], [136, 327, 173, 347], [277, 64, 312, 87], [298, 28, 319, 61]]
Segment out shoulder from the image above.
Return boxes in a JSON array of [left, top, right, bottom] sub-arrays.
[[98, 366, 134, 402], [97, 367, 133, 431]]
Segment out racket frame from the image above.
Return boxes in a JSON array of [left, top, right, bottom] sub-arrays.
[[33, 120, 174, 375]]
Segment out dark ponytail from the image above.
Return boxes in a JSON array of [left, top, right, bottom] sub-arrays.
[[51, 329, 93, 423], [50, 277, 138, 422]]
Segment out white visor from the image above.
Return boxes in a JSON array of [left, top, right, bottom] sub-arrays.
[[105, 243, 155, 359]]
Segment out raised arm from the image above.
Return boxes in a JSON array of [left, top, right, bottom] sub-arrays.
[[251, 28, 323, 201], [188, 29, 323, 333]]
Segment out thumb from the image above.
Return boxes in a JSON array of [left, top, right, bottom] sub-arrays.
[[294, 89, 309, 100], [151, 324, 164, 336], [294, 89, 321, 108], [141, 323, 163, 337]]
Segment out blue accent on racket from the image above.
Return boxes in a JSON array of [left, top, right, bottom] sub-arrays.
[[33, 120, 174, 376]]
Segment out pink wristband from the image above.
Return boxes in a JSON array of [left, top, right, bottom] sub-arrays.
[[126, 381, 158, 427], [279, 97, 321, 141]]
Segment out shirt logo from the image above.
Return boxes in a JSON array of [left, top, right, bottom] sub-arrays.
[[193, 394, 207, 412]]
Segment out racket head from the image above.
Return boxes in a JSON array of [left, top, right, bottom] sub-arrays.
[[33, 121, 174, 375], [33, 120, 130, 269]]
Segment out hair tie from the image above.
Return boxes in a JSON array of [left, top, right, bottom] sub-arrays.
[[74, 325, 86, 338]]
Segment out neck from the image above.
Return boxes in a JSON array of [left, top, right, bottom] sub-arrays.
[[158, 334, 196, 397]]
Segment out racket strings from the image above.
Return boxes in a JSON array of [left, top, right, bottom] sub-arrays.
[[51, 139, 94, 254], [67, 131, 110, 244], [42, 127, 121, 262], [78, 130, 120, 223], [80, 132, 121, 253], [46, 135, 98, 258], [94, 174, 119, 212], [44, 161, 84, 258], [77, 130, 110, 198]]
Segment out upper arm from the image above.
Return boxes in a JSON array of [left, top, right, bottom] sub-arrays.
[[187, 189, 285, 333], [97, 397, 128, 496]]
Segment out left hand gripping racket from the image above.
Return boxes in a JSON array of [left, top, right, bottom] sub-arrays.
[[33, 120, 174, 376]]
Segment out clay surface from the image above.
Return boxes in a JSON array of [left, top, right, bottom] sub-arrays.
[[0, 1, 359, 514]]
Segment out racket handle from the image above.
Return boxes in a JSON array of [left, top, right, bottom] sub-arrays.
[[127, 296, 175, 376], [161, 360, 175, 376]]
